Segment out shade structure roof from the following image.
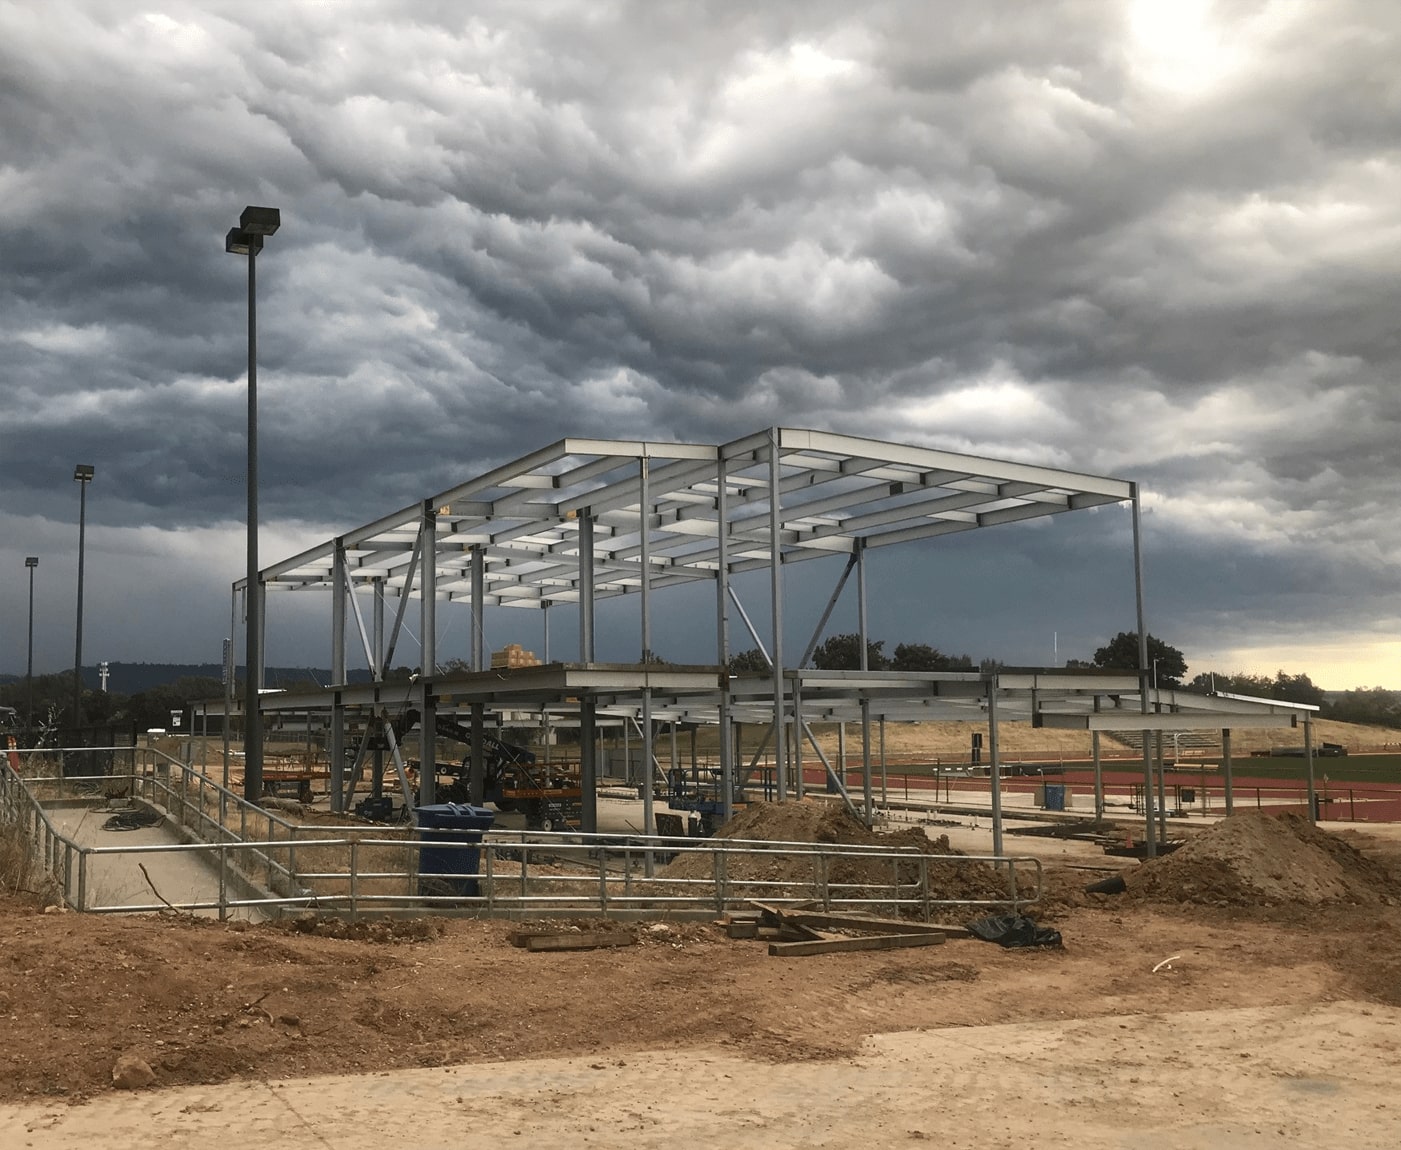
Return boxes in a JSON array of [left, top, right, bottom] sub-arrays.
[[253, 427, 1135, 607]]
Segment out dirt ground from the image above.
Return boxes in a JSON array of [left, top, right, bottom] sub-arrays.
[[801, 715, 1401, 759], [3, 813, 1401, 1146]]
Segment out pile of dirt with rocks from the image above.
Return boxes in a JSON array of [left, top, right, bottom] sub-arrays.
[[661, 799, 1022, 904], [1125, 811, 1401, 907]]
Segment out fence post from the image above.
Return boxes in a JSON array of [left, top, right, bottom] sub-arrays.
[[594, 843, 607, 914], [349, 839, 359, 921], [77, 849, 87, 912], [920, 856, 930, 922], [218, 842, 228, 922], [484, 841, 495, 913]]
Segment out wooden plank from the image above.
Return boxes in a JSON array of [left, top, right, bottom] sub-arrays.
[[780, 911, 973, 939], [768, 932, 946, 957], [510, 931, 637, 952]]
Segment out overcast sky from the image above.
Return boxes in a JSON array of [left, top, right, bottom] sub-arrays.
[[2, 0, 1399, 690]]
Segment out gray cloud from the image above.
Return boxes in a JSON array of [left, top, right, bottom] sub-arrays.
[[2, 0, 1399, 684]]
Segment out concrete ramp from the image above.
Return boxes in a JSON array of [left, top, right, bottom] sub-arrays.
[[43, 801, 265, 920]]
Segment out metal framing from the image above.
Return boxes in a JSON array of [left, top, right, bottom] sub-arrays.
[[227, 427, 1318, 851]]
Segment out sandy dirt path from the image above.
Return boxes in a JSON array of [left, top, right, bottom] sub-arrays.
[[5, 1001, 1398, 1149]]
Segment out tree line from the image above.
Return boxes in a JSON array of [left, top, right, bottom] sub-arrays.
[[732, 628, 1401, 728], [8, 631, 1397, 732]]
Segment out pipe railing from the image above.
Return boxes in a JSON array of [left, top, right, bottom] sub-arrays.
[[4, 748, 1041, 920]]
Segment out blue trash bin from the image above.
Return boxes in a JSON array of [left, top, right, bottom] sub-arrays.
[[1043, 784, 1066, 812], [415, 803, 495, 897]]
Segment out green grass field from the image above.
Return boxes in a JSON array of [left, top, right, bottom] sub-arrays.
[[1181, 754, 1401, 786]]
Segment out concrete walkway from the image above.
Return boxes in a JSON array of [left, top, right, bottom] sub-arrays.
[[44, 802, 262, 919]]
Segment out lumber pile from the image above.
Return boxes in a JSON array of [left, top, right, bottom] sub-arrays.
[[490, 643, 542, 670], [507, 928, 637, 953], [723, 901, 964, 957]]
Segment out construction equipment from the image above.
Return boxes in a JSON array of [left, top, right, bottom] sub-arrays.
[[386, 709, 581, 831], [662, 766, 744, 836]]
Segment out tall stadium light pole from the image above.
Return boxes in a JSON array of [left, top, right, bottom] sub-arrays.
[[25, 556, 38, 726], [225, 205, 281, 802], [72, 466, 94, 728]]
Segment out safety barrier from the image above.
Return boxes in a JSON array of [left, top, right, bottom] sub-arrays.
[[2, 750, 1040, 920]]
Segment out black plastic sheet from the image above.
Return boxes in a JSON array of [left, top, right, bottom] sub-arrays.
[[966, 913, 1063, 949]]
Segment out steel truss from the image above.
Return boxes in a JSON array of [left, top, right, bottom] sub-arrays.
[[221, 427, 1319, 857]]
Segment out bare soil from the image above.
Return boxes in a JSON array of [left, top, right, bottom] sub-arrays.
[[3, 811, 1401, 1109], [802, 716, 1401, 759], [663, 798, 1026, 901]]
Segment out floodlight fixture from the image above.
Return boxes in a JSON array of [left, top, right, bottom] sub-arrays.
[[224, 228, 262, 255], [239, 205, 281, 235]]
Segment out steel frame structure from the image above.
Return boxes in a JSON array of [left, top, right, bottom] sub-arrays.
[[227, 427, 1320, 856]]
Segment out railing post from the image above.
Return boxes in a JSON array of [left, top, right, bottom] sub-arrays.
[[77, 849, 87, 912], [218, 841, 228, 922], [484, 840, 495, 913], [349, 839, 359, 921], [597, 843, 607, 913]]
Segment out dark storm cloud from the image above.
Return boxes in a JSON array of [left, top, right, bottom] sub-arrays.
[[1, 0, 1399, 681]]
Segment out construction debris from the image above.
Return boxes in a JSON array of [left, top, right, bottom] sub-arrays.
[[508, 928, 638, 953], [724, 901, 954, 957]]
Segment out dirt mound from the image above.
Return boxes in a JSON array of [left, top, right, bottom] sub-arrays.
[[662, 799, 1021, 904], [1126, 812, 1401, 907], [273, 915, 445, 943]]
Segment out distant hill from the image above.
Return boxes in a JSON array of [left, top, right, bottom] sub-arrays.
[[0, 663, 382, 693]]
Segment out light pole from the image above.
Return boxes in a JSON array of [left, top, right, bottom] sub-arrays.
[[225, 205, 280, 802], [25, 556, 38, 726], [72, 465, 94, 729]]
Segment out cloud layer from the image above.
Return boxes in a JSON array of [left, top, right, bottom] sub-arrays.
[[2, 1, 1398, 685]]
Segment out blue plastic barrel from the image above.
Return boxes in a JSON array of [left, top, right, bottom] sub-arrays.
[[415, 803, 495, 897]]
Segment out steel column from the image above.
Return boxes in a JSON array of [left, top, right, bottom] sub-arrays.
[[857, 542, 873, 827], [579, 510, 595, 662], [1304, 715, 1317, 823], [330, 540, 347, 812], [1222, 727, 1234, 814], [715, 452, 735, 824], [418, 501, 436, 806], [1130, 483, 1156, 858], [640, 456, 654, 839], [767, 428, 787, 800], [988, 676, 1004, 857]]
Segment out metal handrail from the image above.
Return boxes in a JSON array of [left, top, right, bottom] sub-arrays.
[[4, 751, 1042, 920]]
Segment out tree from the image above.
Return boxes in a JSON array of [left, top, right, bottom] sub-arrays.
[[1269, 670, 1326, 709], [891, 643, 974, 671], [124, 676, 224, 731], [727, 648, 770, 674], [812, 633, 889, 670], [1091, 631, 1187, 686], [1188, 668, 1326, 709], [1329, 687, 1401, 726]]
